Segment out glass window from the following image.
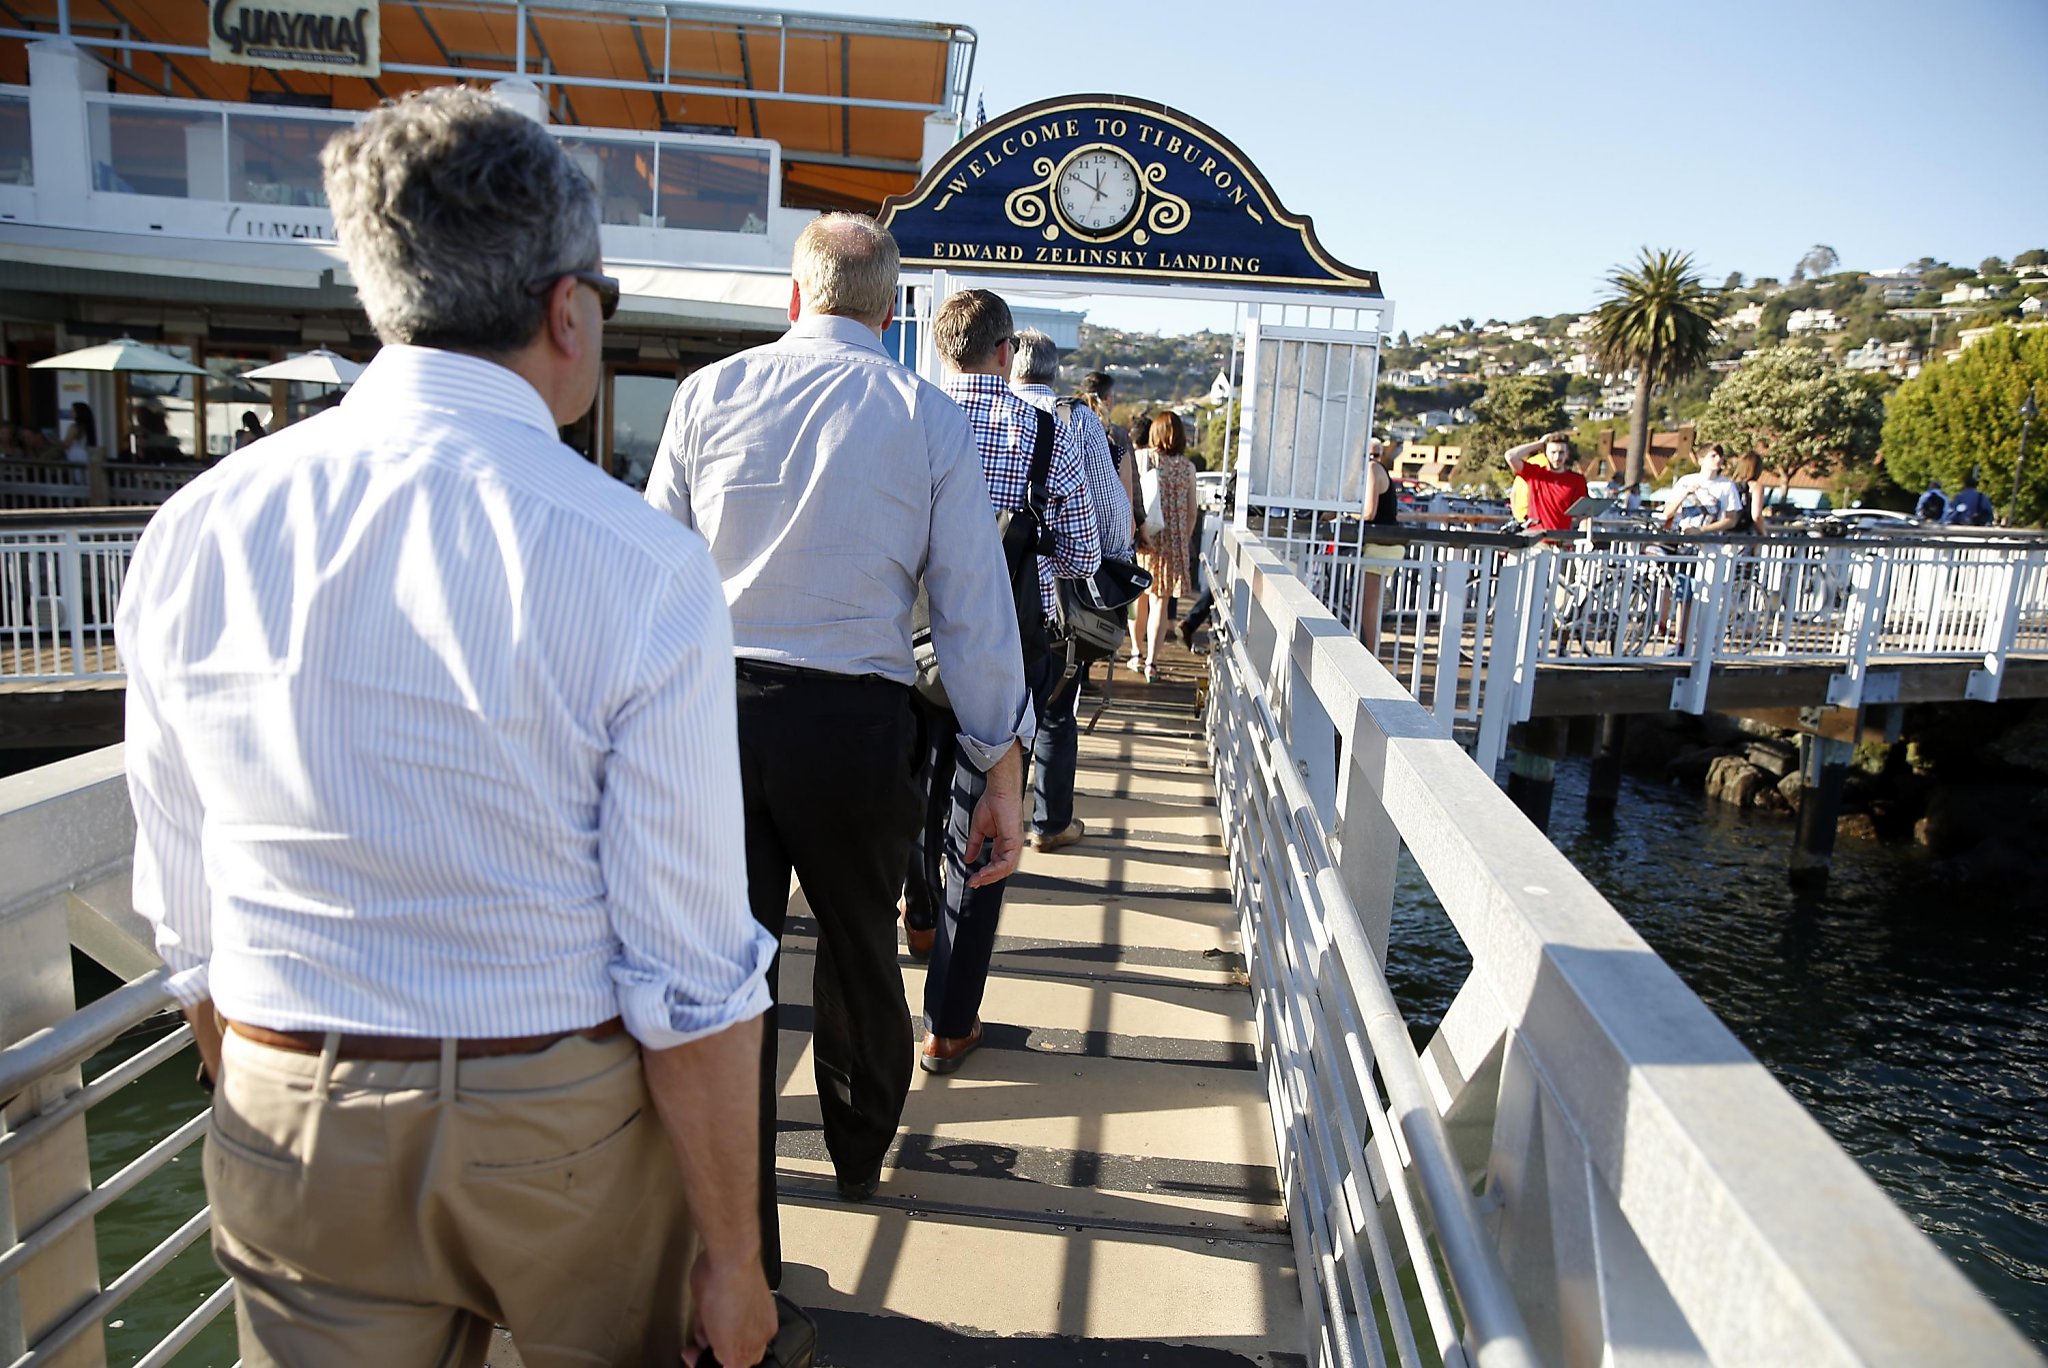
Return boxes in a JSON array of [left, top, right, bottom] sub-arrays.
[[611, 372, 679, 490], [0, 94, 31, 187], [229, 113, 346, 208], [657, 144, 770, 234], [559, 137, 656, 226], [129, 344, 196, 463], [204, 354, 276, 459], [92, 105, 225, 199]]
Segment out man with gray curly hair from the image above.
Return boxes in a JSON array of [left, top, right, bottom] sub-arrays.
[[116, 86, 775, 1368]]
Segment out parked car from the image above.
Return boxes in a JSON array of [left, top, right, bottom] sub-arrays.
[[1826, 508, 1924, 533]]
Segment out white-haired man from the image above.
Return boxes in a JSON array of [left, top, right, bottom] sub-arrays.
[[118, 87, 776, 1367], [1011, 328, 1128, 851], [646, 213, 1033, 1282]]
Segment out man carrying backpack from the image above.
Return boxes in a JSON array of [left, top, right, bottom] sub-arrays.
[[1915, 478, 1947, 523], [1014, 332, 1134, 854], [904, 292, 1100, 1075]]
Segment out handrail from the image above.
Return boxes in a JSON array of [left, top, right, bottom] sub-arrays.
[[1207, 522, 2036, 1364], [0, 967, 174, 1106]]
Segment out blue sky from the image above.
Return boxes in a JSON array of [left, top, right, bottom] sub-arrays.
[[818, 0, 2048, 336]]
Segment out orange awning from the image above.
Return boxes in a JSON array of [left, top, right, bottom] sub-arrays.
[[1, 0, 973, 210]]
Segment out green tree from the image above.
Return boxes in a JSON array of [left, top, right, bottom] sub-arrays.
[[1980, 256, 2008, 278], [2014, 249, 2047, 268], [1197, 398, 1242, 472], [1695, 346, 1884, 498], [1883, 325, 2048, 525], [1723, 270, 1746, 290], [1589, 247, 1722, 491], [1455, 375, 1564, 478], [1791, 244, 1839, 282]]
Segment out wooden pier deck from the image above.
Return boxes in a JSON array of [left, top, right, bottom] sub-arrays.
[[770, 646, 1300, 1365], [491, 643, 1299, 1367]]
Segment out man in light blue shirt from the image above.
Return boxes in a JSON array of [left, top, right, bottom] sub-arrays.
[[1013, 329, 1129, 851], [646, 213, 1033, 1278], [118, 88, 776, 1368]]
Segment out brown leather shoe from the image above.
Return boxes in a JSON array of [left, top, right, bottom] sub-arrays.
[[919, 1019, 983, 1074], [900, 899, 934, 962], [1034, 818, 1085, 853]]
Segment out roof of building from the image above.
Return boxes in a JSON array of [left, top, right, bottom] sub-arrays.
[[0, 0, 974, 210]]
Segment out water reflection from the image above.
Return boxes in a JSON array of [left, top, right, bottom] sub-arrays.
[[1388, 757, 2048, 1344]]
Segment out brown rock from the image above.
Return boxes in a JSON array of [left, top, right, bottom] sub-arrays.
[[1706, 755, 1772, 808], [1838, 812, 1881, 842], [1777, 771, 1805, 809]]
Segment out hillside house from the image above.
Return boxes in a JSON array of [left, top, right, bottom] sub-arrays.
[[1786, 308, 1842, 334]]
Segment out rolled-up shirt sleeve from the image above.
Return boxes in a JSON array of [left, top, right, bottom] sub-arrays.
[[602, 542, 775, 1049], [924, 400, 1035, 771]]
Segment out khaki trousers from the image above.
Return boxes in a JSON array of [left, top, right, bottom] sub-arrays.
[[207, 1028, 697, 1368]]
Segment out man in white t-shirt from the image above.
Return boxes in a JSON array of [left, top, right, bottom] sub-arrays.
[[1663, 444, 1745, 533]]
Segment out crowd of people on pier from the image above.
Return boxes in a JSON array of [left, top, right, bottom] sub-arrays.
[[114, 88, 1207, 1368]]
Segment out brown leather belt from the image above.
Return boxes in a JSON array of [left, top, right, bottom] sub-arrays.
[[227, 1016, 626, 1061]]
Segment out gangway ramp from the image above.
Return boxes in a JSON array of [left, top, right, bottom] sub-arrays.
[[773, 657, 1306, 1365]]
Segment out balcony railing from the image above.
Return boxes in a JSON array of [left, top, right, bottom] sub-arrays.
[[79, 90, 774, 236]]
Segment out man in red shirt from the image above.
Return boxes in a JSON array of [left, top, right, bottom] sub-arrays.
[[1505, 432, 1589, 531]]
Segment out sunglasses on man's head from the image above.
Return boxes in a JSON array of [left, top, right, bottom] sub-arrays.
[[527, 269, 620, 320]]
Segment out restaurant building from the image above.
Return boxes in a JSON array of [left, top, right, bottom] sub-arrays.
[[0, 0, 977, 486]]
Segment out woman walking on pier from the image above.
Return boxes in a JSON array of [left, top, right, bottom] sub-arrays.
[[1130, 412, 1195, 680]]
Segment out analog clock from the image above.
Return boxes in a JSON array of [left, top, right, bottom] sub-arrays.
[[1054, 146, 1141, 238]]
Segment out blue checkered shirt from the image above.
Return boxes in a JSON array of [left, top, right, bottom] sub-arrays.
[[1015, 384, 1134, 560], [942, 373, 1101, 621]]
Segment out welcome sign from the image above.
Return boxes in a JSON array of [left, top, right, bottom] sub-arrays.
[[210, 0, 379, 78], [879, 94, 1379, 296]]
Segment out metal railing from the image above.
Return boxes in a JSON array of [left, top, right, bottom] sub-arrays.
[[0, 747, 234, 1367], [1206, 524, 2037, 1366], [0, 524, 142, 681], [1279, 524, 2048, 773], [0, 462, 201, 512]]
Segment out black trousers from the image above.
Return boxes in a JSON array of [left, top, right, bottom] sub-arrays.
[[735, 661, 924, 1288], [903, 652, 1056, 1039]]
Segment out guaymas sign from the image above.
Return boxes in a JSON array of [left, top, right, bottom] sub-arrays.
[[210, 0, 379, 77], [879, 94, 1379, 295]]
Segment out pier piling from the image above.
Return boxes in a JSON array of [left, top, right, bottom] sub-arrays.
[[1506, 718, 1569, 833], [1788, 734, 1855, 890], [1587, 714, 1628, 820]]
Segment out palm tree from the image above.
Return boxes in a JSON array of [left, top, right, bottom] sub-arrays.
[[1590, 248, 1721, 493]]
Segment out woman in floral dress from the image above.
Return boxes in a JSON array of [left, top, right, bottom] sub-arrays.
[[1131, 413, 1197, 681]]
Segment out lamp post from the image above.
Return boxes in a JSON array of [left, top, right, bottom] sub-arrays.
[[2012, 384, 2039, 527]]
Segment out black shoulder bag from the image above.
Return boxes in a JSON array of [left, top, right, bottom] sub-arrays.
[[911, 409, 1057, 709]]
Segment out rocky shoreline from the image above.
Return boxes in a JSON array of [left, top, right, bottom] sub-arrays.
[[1620, 700, 2048, 885]]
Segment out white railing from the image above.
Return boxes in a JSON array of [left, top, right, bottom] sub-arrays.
[[1206, 524, 2036, 1366], [0, 525, 142, 681], [1287, 527, 2048, 772], [0, 463, 201, 512], [0, 747, 233, 1368]]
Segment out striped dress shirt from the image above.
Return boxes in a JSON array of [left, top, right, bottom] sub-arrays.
[[646, 313, 1035, 770], [117, 345, 775, 1049], [1015, 384, 1134, 561], [941, 373, 1101, 620]]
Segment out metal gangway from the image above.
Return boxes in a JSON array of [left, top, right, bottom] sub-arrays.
[[3, 518, 2039, 1366]]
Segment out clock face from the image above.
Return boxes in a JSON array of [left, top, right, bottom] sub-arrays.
[[1055, 147, 1141, 237]]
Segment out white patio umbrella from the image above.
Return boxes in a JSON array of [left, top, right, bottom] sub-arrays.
[[241, 349, 366, 386], [29, 337, 207, 376], [31, 338, 206, 467]]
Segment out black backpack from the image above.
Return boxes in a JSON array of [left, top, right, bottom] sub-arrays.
[[911, 408, 1058, 708]]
